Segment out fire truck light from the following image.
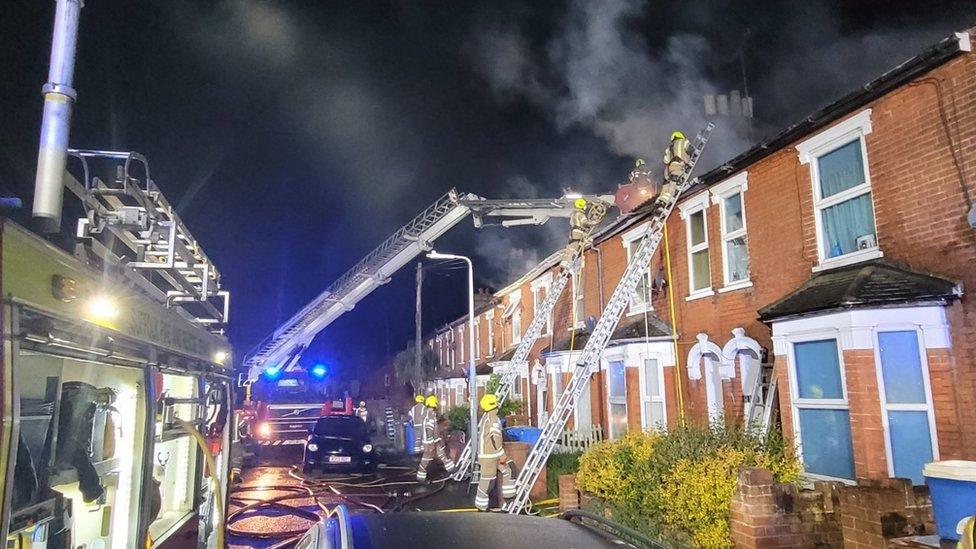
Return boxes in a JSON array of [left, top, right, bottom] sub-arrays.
[[263, 365, 282, 380], [257, 422, 272, 438], [213, 350, 229, 365], [85, 293, 119, 320], [310, 363, 328, 380]]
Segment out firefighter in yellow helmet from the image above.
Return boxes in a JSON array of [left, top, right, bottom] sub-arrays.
[[475, 393, 515, 511], [660, 130, 692, 205], [409, 394, 426, 454], [560, 197, 604, 270], [416, 395, 456, 483]]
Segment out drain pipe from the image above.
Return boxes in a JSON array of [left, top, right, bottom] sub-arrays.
[[32, 0, 84, 233]]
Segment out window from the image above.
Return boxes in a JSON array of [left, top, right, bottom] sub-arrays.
[[486, 311, 496, 356], [571, 269, 585, 328], [455, 384, 464, 404], [679, 193, 712, 298], [607, 360, 628, 439], [877, 331, 937, 484], [448, 331, 455, 367], [791, 339, 855, 480], [641, 358, 666, 430], [512, 310, 522, 344], [531, 276, 552, 335], [797, 109, 879, 268], [457, 327, 464, 365], [622, 224, 652, 314], [474, 318, 481, 359], [711, 173, 750, 289]]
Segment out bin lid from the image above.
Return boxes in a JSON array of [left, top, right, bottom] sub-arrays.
[[924, 460, 976, 482]]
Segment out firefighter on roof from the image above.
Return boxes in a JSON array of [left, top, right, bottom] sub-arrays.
[[409, 394, 426, 453], [475, 393, 515, 511], [560, 198, 605, 269], [416, 395, 456, 483], [660, 130, 692, 205]]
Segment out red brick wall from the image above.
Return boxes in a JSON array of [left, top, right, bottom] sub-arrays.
[[625, 367, 641, 432], [843, 349, 888, 480]]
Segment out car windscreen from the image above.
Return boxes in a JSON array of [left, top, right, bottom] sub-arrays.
[[313, 417, 366, 439]]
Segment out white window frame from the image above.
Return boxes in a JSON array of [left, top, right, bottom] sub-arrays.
[[638, 354, 667, 431], [457, 326, 465, 365], [786, 334, 854, 483], [710, 172, 752, 292], [570, 266, 585, 330], [474, 318, 481, 359], [603, 348, 628, 440], [485, 310, 496, 356], [455, 383, 464, 404], [621, 223, 653, 315], [679, 193, 713, 300], [796, 109, 882, 271], [448, 330, 455, 367], [531, 273, 553, 335], [872, 327, 940, 481]]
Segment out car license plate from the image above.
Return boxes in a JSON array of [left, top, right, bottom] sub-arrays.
[[328, 456, 351, 463]]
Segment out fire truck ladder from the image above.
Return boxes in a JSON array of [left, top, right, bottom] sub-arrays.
[[243, 190, 474, 378], [505, 123, 714, 514], [452, 256, 580, 481]]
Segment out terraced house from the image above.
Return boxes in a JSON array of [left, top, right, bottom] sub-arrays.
[[416, 28, 975, 486]]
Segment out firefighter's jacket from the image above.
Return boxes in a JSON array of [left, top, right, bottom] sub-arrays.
[[422, 408, 441, 444], [410, 403, 426, 425], [568, 209, 591, 242], [478, 411, 505, 459], [663, 138, 692, 173]]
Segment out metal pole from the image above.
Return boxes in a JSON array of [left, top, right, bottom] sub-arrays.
[[464, 256, 477, 477], [415, 262, 423, 390], [33, 0, 83, 233]]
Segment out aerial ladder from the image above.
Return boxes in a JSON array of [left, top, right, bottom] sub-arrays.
[[504, 123, 714, 514], [242, 191, 615, 381]]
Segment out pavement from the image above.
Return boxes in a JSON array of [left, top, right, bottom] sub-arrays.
[[227, 443, 483, 548]]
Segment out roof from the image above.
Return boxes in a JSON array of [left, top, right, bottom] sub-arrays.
[[547, 314, 671, 352], [758, 260, 962, 322]]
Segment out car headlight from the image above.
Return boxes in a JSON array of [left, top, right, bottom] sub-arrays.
[[362, 443, 373, 453], [257, 422, 272, 438], [306, 442, 319, 452]]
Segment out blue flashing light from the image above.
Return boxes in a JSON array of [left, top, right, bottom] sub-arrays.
[[310, 363, 328, 380], [263, 365, 283, 381]]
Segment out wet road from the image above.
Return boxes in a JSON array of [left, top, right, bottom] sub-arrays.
[[227, 446, 474, 548]]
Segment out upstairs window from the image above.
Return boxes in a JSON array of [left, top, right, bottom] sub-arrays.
[[486, 311, 495, 356], [679, 193, 712, 299], [797, 109, 879, 269], [571, 268, 585, 328], [711, 172, 751, 290], [474, 318, 481, 359], [621, 225, 652, 314], [531, 275, 553, 335]]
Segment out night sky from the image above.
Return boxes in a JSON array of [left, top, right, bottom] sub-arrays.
[[1, 1, 973, 379]]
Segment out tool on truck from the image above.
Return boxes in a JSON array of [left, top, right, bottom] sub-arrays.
[[504, 124, 714, 514]]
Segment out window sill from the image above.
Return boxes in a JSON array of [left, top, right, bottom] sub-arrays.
[[685, 288, 715, 302], [812, 248, 883, 272], [627, 304, 654, 316], [718, 280, 753, 293]]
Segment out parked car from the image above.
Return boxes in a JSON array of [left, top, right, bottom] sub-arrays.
[[303, 414, 377, 474]]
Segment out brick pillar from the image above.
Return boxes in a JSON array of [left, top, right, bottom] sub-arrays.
[[558, 474, 580, 512], [843, 349, 888, 480], [731, 468, 803, 548]]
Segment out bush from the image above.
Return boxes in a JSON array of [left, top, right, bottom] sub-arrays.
[[445, 405, 470, 435], [545, 452, 581, 497], [575, 421, 801, 547]]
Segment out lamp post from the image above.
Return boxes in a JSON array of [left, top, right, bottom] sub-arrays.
[[426, 250, 477, 477]]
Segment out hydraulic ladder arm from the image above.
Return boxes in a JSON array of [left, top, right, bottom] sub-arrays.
[[504, 123, 715, 514]]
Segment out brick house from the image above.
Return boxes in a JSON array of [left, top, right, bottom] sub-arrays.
[[414, 28, 974, 486]]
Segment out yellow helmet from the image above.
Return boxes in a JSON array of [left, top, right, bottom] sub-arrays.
[[424, 395, 439, 409], [480, 393, 499, 412], [415, 394, 425, 403], [634, 158, 645, 167], [573, 198, 587, 210], [670, 131, 686, 141]]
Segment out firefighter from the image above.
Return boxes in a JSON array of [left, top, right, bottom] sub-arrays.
[[560, 198, 594, 269], [660, 130, 693, 205], [416, 395, 456, 483], [475, 393, 515, 511], [409, 394, 426, 453]]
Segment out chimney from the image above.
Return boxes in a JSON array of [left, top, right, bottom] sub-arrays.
[[32, 0, 83, 233]]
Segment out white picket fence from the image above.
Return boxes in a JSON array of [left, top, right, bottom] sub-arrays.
[[553, 425, 604, 454]]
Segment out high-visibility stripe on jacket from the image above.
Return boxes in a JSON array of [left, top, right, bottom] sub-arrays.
[[410, 403, 426, 424], [422, 408, 440, 444], [478, 411, 504, 459], [663, 138, 691, 166]]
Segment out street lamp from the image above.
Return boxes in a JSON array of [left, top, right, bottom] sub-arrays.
[[426, 250, 477, 477]]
